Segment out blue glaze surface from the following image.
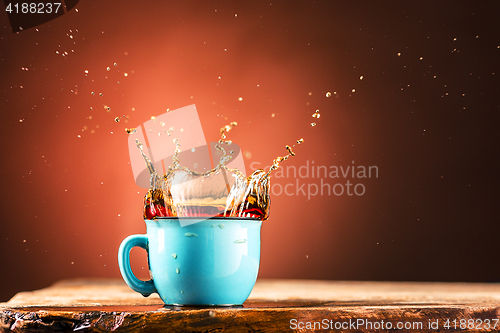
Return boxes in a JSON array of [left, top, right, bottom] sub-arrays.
[[118, 218, 262, 305]]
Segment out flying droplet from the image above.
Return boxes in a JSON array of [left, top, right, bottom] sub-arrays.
[[311, 122, 316, 127], [171, 253, 177, 259], [125, 128, 136, 134], [114, 117, 120, 122], [297, 138, 304, 144], [326, 92, 331, 97], [106, 67, 110, 71], [135, 139, 142, 149], [238, 97, 243, 101], [124, 73, 128, 77], [359, 76, 364, 80], [99, 92, 103, 96]]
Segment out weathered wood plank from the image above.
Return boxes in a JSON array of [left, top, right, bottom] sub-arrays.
[[1, 279, 500, 332]]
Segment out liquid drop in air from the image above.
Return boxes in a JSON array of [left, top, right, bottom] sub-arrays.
[[125, 128, 137, 134]]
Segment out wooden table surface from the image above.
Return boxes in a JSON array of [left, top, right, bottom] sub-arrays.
[[1, 278, 499, 332]]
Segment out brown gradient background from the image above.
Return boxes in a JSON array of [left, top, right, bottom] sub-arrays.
[[0, 1, 499, 302]]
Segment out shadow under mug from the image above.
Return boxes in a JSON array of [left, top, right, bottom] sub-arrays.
[[118, 217, 262, 306]]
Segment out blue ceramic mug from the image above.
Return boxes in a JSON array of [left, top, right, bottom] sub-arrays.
[[118, 217, 262, 306]]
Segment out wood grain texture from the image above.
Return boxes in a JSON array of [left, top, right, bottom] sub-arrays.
[[1, 279, 500, 332]]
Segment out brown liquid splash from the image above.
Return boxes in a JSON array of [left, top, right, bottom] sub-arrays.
[[135, 121, 304, 221]]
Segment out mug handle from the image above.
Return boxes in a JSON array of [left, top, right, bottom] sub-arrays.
[[118, 234, 157, 297]]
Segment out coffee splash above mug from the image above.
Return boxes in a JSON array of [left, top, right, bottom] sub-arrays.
[[127, 104, 310, 226]]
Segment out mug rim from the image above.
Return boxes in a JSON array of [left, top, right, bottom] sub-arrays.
[[145, 216, 262, 221]]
